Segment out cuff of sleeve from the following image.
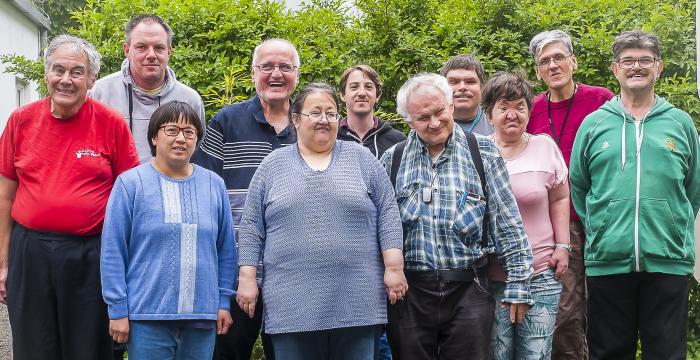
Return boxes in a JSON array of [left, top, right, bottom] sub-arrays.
[[219, 293, 233, 311], [108, 300, 129, 320], [502, 282, 534, 306], [238, 248, 260, 266]]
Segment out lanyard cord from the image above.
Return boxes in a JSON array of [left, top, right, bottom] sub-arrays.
[[468, 108, 483, 132], [546, 84, 577, 146], [127, 83, 133, 131]]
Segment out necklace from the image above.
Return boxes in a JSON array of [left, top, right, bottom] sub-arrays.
[[492, 133, 530, 162]]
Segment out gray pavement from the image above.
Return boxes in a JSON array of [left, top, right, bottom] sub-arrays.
[[0, 303, 11, 360]]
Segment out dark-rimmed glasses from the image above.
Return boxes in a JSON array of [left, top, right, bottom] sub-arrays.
[[615, 57, 659, 69], [160, 125, 197, 139]]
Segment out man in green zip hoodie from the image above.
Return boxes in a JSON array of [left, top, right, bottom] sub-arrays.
[[570, 30, 700, 359]]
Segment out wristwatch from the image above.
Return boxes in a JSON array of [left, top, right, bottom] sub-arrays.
[[555, 243, 572, 252]]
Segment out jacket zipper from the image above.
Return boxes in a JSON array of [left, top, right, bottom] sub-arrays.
[[634, 121, 641, 271]]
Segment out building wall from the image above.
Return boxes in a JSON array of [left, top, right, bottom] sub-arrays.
[[0, 0, 43, 131]]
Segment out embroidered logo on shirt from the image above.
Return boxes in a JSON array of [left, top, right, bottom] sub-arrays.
[[600, 141, 610, 149], [665, 137, 677, 152], [76, 149, 101, 159]]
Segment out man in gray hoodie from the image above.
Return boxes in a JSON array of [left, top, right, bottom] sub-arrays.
[[90, 14, 205, 163]]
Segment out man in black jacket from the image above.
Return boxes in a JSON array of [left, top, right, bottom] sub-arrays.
[[337, 65, 405, 158]]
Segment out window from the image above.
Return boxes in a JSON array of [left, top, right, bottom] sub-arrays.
[[15, 79, 29, 108]]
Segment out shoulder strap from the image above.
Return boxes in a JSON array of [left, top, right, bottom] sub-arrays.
[[390, 140, 406, 189], [464, 131, 489, 250]]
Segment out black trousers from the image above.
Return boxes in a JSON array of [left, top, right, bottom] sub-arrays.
[[587, 272, 689, 360], [214, 292, 274, 360], [6, 223, 112, 360], [387, 269, 494, 360]]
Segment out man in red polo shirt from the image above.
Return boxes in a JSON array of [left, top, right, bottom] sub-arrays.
[[527, 29, 614, 359], [0, 35, 139, 359]]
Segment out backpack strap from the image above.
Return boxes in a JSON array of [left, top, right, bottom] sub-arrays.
[[390, 140, 406, 189], [464, 131, 489, 251]]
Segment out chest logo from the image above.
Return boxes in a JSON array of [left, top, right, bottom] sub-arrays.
[[600, 141, 610, 149], [664, 137, 677, 152], [76, 149, 101, 159]]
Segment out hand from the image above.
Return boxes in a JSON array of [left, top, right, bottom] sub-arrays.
[[0, 266, 7, 305], [216, 309, 233, 335], [384, 266, 408, 305], [236, 277, 259, 319], [502, 302, 529, 324], [109, 317, 130, 344], [548, 247, 570, 281]]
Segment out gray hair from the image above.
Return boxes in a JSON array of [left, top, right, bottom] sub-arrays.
[[125, 14, 173, 47], [44, 35, 101, 79], [396, 73, 453, 122], [529, 30, 574, 59], [612, 30, 661, 60], [252, 38, 300, 68]]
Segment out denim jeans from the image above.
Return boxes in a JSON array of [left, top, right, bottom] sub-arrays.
[[270, 324, 381, 360], [127, 321, 216, 360], [491, 268, 562, 360]]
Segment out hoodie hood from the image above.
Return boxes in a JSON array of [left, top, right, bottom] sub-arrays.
[[598, 95, 675, 169], [337, 116, 406, 158], [120, 58, 179, 105]]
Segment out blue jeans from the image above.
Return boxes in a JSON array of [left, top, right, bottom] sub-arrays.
[[491, 268, 562, 360], [270, 324, 381, 360], [127, 321, 216, 360]]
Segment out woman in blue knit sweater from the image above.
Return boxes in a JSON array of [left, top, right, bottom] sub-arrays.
[[100, 101, 237, 360], [236, 83, 408, 360]]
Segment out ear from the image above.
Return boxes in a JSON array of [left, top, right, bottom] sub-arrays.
[[655, 60, 664, 79], [535, 67, 542, 80], [291, 114, 301, 127], [123, 42, 130, 58], [571, 55, 578, 71]]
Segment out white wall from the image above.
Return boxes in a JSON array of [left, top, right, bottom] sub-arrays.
[[0, 0, 43, 131]]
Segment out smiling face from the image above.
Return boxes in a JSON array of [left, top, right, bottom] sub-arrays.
[[445, 69, 482, 119], [252, 41, 299, 105], [612, 48, 663, 95], [490, 98, 530, 140], [293, 91, 339, 153], [535, 41, 577, 93], [341, 70, 379, 117], [124, 21, 171, 90], [45, 45, 94, 118], [406, 87, 454, 156], [152, 115, 198, 167]]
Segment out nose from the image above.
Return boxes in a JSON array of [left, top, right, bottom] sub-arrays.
[[428, 115, 441, 128], [505, 109, 518, 120], [174, 130, 187, 141], [145, 46, 157, 59]]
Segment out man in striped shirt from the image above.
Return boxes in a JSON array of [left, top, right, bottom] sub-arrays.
[[192, 38, 299, 360], [381, 73, 533, 359]]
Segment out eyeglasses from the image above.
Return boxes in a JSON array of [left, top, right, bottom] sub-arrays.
[[536, 54, 574, 68], [160, 125, 198, 139], [254, 63, 297, 74], [299, 112, 341, 123], [615, 57, 659, 69]]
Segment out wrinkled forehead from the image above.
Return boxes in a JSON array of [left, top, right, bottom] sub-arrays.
[[256, 42, 297, 64], [47, 45, 89, 69]]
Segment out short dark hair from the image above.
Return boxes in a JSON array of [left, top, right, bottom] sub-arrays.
[[291, 82, 339, 115], [612, 30, 661, 61], [147, 101, 203, 157], [439, 54, 486, 86], [338, 64, 383, 99], [481, 71, 534, 116], [125, 14, 173, 47]]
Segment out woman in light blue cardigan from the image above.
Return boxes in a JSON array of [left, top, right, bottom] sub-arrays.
[[100, 101, 237, 360]]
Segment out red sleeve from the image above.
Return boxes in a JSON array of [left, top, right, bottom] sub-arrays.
[[110, 113, 140, 177], [0, 113, 18, 181]]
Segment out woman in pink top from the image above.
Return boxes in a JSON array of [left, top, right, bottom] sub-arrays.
[[483, 72, 571, 360]]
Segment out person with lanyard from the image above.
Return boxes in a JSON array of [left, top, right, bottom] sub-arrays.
[[90, 14, 206, 164], [526, 29, 613, 360], [439, 54, 495, 136]]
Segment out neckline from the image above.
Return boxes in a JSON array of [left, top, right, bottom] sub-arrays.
[[295, 141, 338, 173]]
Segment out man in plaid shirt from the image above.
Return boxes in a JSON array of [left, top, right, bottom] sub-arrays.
[[381, 73, 533, 359]]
